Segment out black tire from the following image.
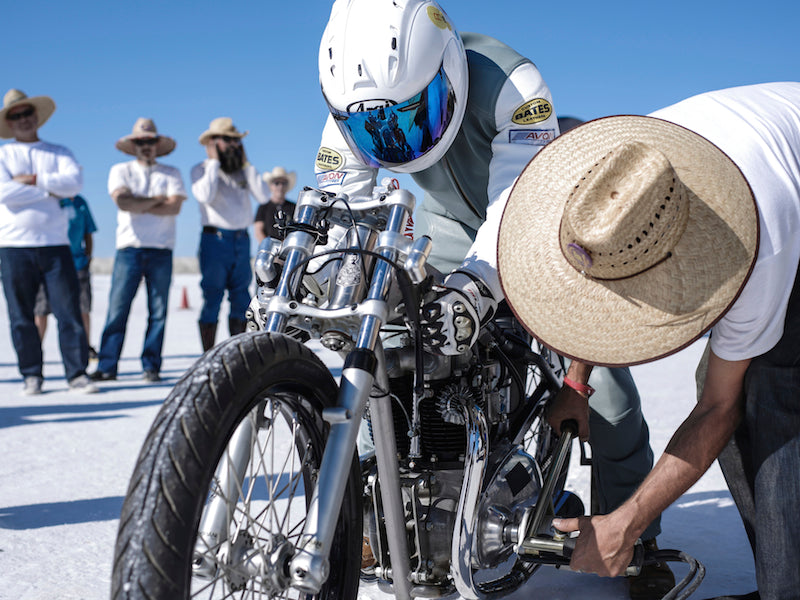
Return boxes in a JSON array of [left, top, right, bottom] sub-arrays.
[[111, 332, 362, 599]]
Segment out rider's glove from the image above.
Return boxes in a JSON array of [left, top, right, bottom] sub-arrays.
[[420, 271, 497, 355]]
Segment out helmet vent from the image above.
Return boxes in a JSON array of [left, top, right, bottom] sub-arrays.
[[358, 64, 363, 76], [391, 37, 397, 50]]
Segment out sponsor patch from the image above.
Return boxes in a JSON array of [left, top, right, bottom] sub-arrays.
[[427, 6, 451, 30], [509, 128, 556, 146], [512, 98, 553, 125], [316, 170, 347, 188], [316, 147, 344, 171]]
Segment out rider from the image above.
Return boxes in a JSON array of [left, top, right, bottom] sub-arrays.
[[314, 1, 672, 597]]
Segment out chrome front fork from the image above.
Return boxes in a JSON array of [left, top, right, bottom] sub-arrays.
[[194, 189, 419, 597]]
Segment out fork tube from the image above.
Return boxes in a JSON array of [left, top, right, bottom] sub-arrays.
[[194, 413, 255, 570], [369, 342, 412, 599], [291, 202, 411, 594]]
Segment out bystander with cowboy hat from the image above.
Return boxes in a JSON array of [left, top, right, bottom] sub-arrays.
[[0, 88, 97, 394], [190, 117, 270, 351], [254, 166, 297, 243], [91, 117, 186, 384]]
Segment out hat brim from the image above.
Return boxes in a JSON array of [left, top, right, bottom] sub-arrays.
[[0, 96, 56, 139], [498, 115, 759, 367], [115, 135, 177, 157], [263, 171, 297, 191], [198, 130, 248, 145]]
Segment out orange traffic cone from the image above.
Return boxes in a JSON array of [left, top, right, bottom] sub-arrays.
[[179, 286, 190, 310]]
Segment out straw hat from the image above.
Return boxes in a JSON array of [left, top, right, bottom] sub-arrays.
[[198, 117, 248, 145], [115, 118, 176, 157], [262, 166, 297, 190], [0, 89, 56, 139], [498, 115, 759, 367]]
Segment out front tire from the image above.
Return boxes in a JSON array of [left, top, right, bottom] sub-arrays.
[[112, 332, 362, 599]]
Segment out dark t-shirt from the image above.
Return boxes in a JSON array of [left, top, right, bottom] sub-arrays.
[[254, 200, 296, 239]]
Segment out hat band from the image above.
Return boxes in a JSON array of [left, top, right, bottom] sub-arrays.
[[564, 246, 674, 282]]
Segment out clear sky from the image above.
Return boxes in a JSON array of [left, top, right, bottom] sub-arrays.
[[2, 0, 797, 258]]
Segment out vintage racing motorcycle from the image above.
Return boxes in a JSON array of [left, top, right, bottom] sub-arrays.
[[111, 181, 704, 599]]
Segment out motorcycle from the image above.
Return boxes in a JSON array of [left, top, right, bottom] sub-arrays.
[[111, 180, 704, 599]]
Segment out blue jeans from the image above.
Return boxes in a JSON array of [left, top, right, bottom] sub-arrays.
[[198, 229, 251, 325], [96, 247, 172, 375], [0, 246, 88, 381]]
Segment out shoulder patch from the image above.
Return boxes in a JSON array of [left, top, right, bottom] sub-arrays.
[[427, 6, 452, 30], [512, 98, 553, 125], [509, 128, 556, 146], [316, 147, 344, 171], [316, 170, 347, 188]]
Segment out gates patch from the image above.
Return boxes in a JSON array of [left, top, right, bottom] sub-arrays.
[[509, 128, 556, 146], [512, 98, 553, 125], [316, 147, 344, 171]]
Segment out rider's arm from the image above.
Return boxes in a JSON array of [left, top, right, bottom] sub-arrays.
[[459, 61, 559, 301], [313, 115, 378, 198], [553, 350, 748, 576]]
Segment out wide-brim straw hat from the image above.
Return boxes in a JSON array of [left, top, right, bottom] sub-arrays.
[[262, 166, 297, 191], [498, 115, 759, 367], [198, 117, 248, 145], [116, 117, 176, 157], [0, 89, 56, 139]]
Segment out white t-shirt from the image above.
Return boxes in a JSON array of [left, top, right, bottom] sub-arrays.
[[190, 159, 270, 230], [651, 82, 800, 361], [0, 140, 83, 246], [107, 160, 187, 250]]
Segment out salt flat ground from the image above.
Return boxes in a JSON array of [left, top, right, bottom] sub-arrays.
[[0, 274, 756, 599]]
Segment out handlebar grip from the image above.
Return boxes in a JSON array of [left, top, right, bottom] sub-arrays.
[[560, 419, 579, 438]]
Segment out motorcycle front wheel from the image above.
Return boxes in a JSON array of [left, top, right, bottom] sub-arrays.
[[111, 332, 362, 599]]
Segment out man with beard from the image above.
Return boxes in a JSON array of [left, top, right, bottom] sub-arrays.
[[191, 117, 270, 351]]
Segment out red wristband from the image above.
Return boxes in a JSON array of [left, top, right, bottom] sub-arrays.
[[563, 376, 595, 397]]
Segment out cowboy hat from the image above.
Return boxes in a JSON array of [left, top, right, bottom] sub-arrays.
[[262, 166, 297, 190], [115, 117, 176, 157], [198, 117, 248, 145], [0, 89, 56, 139], [497, 115, 759, 367]]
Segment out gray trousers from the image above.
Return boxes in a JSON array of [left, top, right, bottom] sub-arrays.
[[587, 365, 660, 541]]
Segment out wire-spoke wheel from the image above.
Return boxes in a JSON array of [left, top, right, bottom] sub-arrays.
[[112, 332, 362, 599]]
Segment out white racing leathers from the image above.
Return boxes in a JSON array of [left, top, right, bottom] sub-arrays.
[[314, 32, 559, 302]]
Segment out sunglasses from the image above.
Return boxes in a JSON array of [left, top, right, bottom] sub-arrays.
[[6, 107, 35, 121], [133, 137, 159, 147], [212, 135, 241, 143], [271, 179, 289, 186]]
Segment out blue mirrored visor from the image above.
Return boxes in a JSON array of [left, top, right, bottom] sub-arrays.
[[326, 65, 456, 168]]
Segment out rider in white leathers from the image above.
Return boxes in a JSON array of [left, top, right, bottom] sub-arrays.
[[314, 2, 673, 596]]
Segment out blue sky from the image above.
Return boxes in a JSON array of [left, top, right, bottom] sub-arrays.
[[2, 0, 797, 258]]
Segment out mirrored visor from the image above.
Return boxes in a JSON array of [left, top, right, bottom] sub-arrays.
[[326, 65, 456, 169]]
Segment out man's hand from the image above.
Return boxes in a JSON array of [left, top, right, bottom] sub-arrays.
[[547, 386, 591, 442], [205, 141, 219, 160], [552, 514, 637, 577], [13, 174, 36, 185]]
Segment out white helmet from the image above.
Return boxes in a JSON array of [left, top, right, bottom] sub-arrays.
[[319, 0, 468, 173]]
